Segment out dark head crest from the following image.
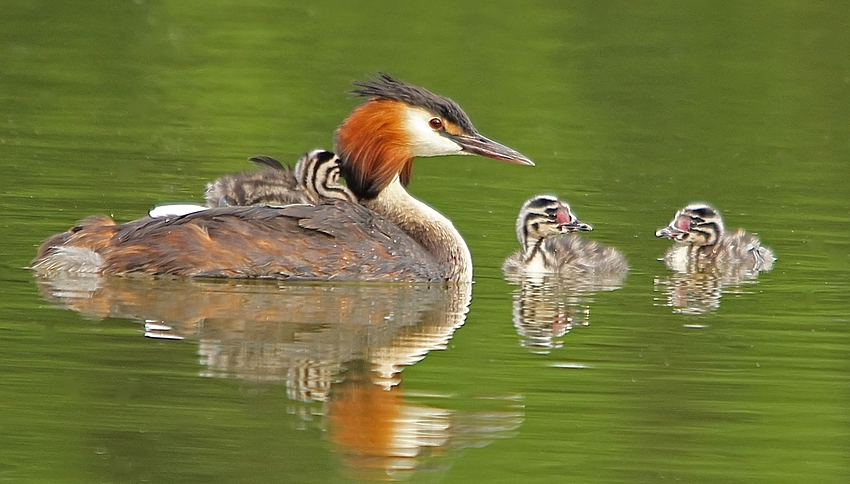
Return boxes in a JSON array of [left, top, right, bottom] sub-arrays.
[[689, 205, 719, 221], [351, 73, 477, 134]]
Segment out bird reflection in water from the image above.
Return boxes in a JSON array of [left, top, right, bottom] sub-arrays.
[[326, 360, 522, 480], [505, 273, 626, 353], [654, 203, 776, 315], [34, 274, 522, 480], [653, 267, 768, 315]]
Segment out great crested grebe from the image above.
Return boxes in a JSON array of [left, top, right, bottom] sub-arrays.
[[655, 203, 775, 272], [32, 74, 533, 282], [502, 195, 629, 276]]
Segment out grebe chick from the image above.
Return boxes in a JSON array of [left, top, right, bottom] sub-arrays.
[[147, 150, 353, 218], [655, 203, 775, 272], [32, 74, 533, 282], [205, 150, 355, 207], [502, 195, 628, 277]]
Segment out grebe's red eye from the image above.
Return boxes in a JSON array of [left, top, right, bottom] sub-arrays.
[[429, 117, 443, 130]]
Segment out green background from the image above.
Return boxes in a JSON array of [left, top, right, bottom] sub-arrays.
[[1, 1, 848, 482]]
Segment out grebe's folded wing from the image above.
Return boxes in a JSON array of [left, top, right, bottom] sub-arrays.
[[35, 202, 448, 282]]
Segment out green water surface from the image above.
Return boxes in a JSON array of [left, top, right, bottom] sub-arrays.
[[1, 1, 848, 483]]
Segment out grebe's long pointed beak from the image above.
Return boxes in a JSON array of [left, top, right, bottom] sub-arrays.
[[447, 133, 535, 166]]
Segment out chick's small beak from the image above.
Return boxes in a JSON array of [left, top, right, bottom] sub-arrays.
[[560, 221, 593, 233], [656, 225, 686, 239], [447, 132, 534, 166], [556, 206, 593, 233]]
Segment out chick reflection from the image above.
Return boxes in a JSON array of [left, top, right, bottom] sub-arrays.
[[34, 274, 521, 480], [506, 274, 625, 353], [654, 203, 775, 314]]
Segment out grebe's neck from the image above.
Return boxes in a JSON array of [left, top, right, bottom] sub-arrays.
[[521, 238, 549, 274], [362, 176, 472, 283]]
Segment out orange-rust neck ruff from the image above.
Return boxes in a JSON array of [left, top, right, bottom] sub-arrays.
[[335, 99, 414, 200]]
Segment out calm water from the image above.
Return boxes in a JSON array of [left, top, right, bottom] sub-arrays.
[[2, 1, 848, 483]]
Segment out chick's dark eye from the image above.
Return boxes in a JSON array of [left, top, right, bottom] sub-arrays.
[[428, 117, 443, 130]]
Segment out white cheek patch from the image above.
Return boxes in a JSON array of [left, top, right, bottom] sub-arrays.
[[404, 107, 463, 157]]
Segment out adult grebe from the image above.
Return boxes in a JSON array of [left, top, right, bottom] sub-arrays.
[[655, 203, 775, 272], [502, 195, 628, 277], [32, 74, 533, 282]]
